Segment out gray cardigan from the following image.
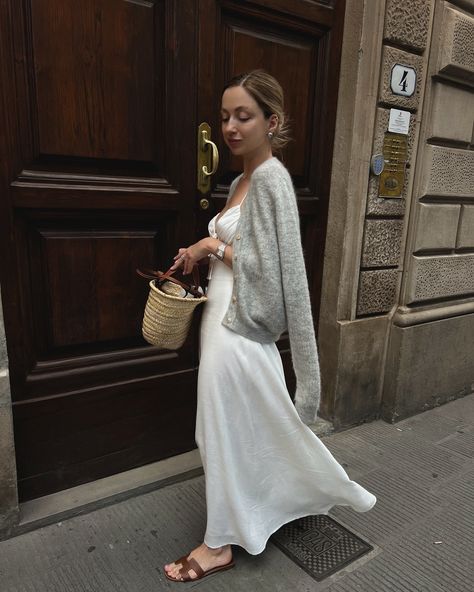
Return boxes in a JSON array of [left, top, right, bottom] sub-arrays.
[[222, 156, 321, 424]]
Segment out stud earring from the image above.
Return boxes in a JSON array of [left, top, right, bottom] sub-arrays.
[[268, 131, 274, 139]]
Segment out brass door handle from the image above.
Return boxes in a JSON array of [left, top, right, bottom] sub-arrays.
[[198, 122, 219, 194], [202, 130, 219, 176]]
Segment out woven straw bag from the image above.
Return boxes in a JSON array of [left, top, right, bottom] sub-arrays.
[[137, 266, 207, 350]]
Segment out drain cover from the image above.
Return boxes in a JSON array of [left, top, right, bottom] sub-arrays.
[[270, 515, 373, 581]]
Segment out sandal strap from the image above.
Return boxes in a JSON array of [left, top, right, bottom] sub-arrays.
[[177, 556, 204, 581], [186, 557, 205, 579]]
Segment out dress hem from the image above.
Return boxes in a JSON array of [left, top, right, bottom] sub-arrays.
[[204, 495, 376, 556]]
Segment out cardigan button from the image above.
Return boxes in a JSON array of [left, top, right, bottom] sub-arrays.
[[236, 234, 241, 240], [232, 296, 237, 303]]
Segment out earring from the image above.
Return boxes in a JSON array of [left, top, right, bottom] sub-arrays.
[[268, 131, 274, 139]]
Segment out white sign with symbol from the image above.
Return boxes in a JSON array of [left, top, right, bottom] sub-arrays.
[[388, 109, 411, 135], [390, 64, 416, 97]]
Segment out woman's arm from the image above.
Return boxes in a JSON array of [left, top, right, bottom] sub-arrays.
[[170, 237, 233, 274]]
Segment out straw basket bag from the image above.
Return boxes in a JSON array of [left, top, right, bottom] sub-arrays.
[[137, 266, 207, 350]]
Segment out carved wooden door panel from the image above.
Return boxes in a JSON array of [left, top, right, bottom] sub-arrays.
[[0, 0, 345, 501], [1, 0, 201, 501]]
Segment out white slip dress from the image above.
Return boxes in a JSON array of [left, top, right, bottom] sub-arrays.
[[195, 204, 376, 556]]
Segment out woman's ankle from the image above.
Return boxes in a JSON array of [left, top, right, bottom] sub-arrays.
[[205, 543, 230, 554]]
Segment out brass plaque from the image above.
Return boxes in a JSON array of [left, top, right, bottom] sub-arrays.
[[378, 132, 407, 198]]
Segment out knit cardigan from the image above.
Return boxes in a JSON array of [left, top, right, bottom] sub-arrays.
[[221, 156, 321, 424]]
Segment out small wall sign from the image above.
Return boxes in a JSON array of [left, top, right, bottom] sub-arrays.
[[388, 109, 411, 135], [390, 64, 416, 97]]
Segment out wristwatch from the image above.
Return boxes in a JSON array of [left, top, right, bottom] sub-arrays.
[[215, 242, 227, 261]]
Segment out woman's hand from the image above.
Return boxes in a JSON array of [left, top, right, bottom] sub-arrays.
[[170, 238, 218, 274]]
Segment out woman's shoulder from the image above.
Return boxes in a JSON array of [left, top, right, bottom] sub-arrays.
[[226, 173, 244, 202], [229, 173, 243, 193], [253, 156, 288, 178], [253, 157, 291, 185], [252, 157, 294, 195]]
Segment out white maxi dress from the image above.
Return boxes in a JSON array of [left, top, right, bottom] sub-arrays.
[[196, 204, 376, 556]]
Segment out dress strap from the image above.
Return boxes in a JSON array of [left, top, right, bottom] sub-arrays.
[[216, 192, 248, 225]]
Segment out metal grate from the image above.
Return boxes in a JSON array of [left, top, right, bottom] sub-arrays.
[[270, 515, 373, 581]]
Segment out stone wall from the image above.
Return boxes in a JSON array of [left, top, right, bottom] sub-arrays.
[[382, 0, 474, 420], [320, 0, 473, 426], [405, 5, 474, 305], [0, 288, 19, 535], [357, 0, 434, 316], [319, 0, 440, 427], [318, 0, 388, 424]]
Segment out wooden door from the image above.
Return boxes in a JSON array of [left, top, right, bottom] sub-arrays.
[[0, 0, 345, 501], [1, 0, 201, 502]]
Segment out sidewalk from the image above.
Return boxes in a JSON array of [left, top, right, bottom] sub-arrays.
[[1, 394, 472, 592]]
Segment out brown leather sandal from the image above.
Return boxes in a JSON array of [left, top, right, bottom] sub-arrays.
[[164, 554, 235, 583]]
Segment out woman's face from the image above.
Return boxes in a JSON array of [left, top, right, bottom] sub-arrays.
[[221, 86, 274, 158]]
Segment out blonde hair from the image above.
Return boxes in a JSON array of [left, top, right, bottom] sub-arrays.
[[223, 70, 291, 151]]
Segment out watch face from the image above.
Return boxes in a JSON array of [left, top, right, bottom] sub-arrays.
[[216, 243, 226, 260]]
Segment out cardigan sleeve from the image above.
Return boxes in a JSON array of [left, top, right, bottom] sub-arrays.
[[254, 168, 321, 424]]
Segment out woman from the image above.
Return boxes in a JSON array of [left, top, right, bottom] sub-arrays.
[[164, 70, 376, 583]]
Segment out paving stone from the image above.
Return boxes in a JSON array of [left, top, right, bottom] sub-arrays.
[[437, 427, 474, 458], [434, 463, 474, 509], [395, 411, 467, 443]]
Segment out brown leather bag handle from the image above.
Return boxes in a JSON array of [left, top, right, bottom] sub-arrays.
[[136, 265, 202, 298]]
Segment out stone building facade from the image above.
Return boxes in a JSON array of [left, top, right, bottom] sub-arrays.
[[0, 0, 473, 534], [319, 0, 474, 427]]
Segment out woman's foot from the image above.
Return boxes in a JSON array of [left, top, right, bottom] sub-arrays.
[[164, 542, 233, 581]]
